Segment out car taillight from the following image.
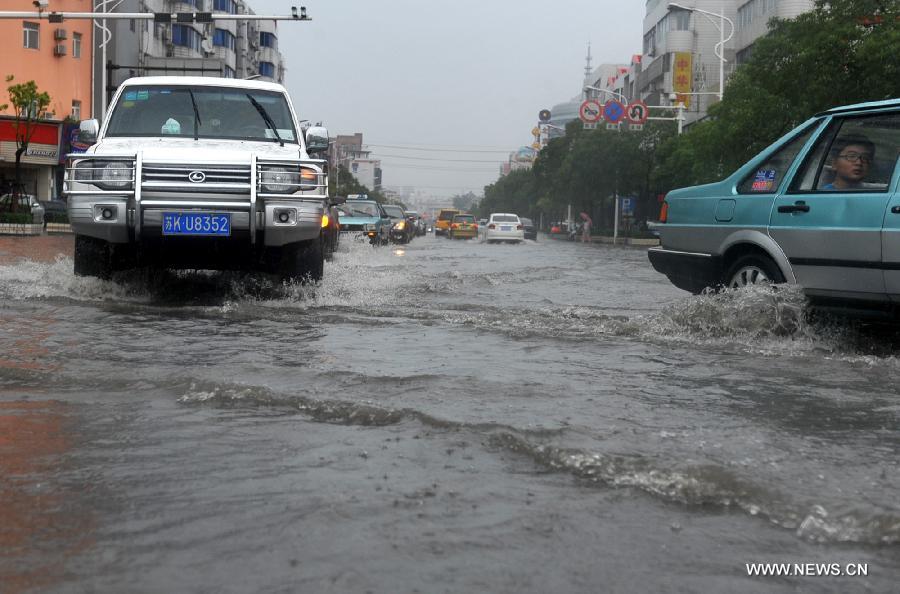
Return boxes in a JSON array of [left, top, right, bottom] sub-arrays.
[[488, 224, 495, 229], [516, 224, 523, 230], [473, 224, 478, 230], [451, 223, 459, 229], [659, 201, 669, 223]]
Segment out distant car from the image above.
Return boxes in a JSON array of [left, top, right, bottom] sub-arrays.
[[483, 213, 524, 244], [382, 204, 414, 244], [520, 217, 537, 241], [322, 198, 343, 259], [0, 193, 44, 224], [435, 208, 460, 236], [405, 210, 426, 236], [39, 198, 69, 225], [337, 199, 391, 245], [448, 213, 478, 239]]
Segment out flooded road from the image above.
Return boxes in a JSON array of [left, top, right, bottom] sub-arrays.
[[1, 233, 898, 593]]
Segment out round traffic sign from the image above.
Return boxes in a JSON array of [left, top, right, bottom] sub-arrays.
[[602, 100, 625, 124], [579, 100, 602, 124], [538, 109, 551, 122], [625, 100, 650, 125]]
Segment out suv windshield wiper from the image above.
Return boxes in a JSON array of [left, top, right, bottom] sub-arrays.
[[245, 94, 284, 147], [188, 89, 201, 141]]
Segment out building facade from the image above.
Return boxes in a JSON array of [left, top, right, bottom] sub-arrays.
[[0, 0, 93, 199], [95, 0, 287, 120], [330, 133, 382, 193]]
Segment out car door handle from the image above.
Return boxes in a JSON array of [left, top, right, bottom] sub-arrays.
[[891, 206, 900, 214], [777, 201, 810, 213]]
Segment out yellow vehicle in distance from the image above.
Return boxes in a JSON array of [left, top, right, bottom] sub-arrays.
[[434, 208, 460, 236], [448, 213, 478, 239]]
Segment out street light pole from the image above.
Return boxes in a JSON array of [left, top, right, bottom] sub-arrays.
[[583, 85, 628, 104], [667, 3, 734, 101]]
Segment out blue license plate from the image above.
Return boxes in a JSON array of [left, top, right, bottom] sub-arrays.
[[163, 212, 231, 236], [500, 225, 511, 231]]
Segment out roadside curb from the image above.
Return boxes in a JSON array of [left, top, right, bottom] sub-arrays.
[[546, 233, 659, 247], [0, 223, 44, 236]]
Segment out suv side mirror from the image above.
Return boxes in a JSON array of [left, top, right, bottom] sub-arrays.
[[305, 126, 329, 154], [78, 119, 99, 144]]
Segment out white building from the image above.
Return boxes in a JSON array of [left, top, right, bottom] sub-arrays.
[[94, 0, 286, 119]]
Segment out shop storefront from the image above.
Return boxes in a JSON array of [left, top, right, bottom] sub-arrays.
[[0, 118, 62, 199]]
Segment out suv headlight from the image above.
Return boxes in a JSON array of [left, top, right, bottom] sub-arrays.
[[74, 160, 133, 190], [259, 167, 300, 194], [258, 166, 320, 194]]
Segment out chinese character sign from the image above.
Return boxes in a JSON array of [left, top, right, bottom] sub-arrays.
[[673, 52, 692, 108]]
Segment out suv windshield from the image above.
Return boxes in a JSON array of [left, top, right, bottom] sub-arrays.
[[454, 215, 475, 223], [105, 86, 298, 143]]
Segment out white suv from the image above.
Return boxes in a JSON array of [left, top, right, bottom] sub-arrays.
[[65, 76, 333, 282]]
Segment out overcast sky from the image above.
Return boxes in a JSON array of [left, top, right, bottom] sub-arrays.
[[251, 0, 645, 197]]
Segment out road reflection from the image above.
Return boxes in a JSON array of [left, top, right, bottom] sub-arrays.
[[0, 401, 94, 594]]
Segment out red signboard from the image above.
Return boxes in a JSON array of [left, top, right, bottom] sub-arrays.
[[0, 120, 60, 145]]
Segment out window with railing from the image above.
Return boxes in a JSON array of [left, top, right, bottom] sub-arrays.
[[260, 32, 277, 49], [259, 62, 276, 78], [213, 28, 235, 50], [23, 22, 39, 49], [213, 0, 237, 13], [172, 25, 202, 52], [223, 65, 235, 78]]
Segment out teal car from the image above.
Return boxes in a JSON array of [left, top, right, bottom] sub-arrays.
[[649, 98, 900, 313], [336, 199, 391, 245]]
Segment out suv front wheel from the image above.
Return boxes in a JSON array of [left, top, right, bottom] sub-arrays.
[[280, 236, 324, 283], [73, 235, 112, 279]]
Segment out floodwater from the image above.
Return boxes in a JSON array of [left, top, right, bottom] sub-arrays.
[[0, 233, 898, 593]]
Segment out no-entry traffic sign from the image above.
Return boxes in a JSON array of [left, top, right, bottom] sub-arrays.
[[625, 100, 650, 125], [602, 100, 625, 124], [579, 100, 603, 124]]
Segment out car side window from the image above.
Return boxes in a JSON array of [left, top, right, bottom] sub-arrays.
[[737, 123, 817, 194], [789, 113, 900, 193]]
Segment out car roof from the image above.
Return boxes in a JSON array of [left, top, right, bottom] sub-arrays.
[[119, 76, 287, 93], [817, 98, 900, 116], [490, 213, 519, 217]]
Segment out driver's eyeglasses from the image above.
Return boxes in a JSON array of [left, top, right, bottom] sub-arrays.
[[838, 152, 873, 165]]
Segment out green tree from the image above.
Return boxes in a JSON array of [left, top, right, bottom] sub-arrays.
[[1, 76, 51, 210], [328, 164, 387, 203]]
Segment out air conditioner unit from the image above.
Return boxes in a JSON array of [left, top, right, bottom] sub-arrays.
[[54, 28, 68, 40], [53, 43, 67, 56]]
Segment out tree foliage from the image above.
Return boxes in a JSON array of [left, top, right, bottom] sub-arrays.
[[2, 76, 51, 210]]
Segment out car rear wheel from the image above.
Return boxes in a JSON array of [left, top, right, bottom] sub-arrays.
[[724, 253, 785, 289]]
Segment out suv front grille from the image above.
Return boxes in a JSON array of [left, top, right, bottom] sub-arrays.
[[142, 164, 251, 193]]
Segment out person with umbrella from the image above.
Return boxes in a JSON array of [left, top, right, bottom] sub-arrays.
[[579, 212, 592, 243]]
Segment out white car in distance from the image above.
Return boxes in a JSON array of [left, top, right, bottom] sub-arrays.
[[483, 213, 524, 244]]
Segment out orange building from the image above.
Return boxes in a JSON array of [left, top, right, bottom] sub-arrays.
[[0, 0, 93, 199]]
